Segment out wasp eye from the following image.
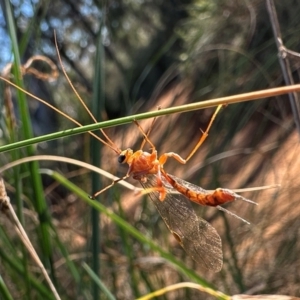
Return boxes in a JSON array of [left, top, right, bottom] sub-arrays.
[[118, 154, 126, 164]]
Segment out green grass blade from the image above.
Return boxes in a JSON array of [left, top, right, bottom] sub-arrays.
[[82, 263, 116, 300], [0, 275, 14, 300], [48, 170, 217, 287], [51, 227, 81, 284], [3, 0, 54, 276], [89, 21, 105, 300], [0, 82, 300, 153], [0, 246, 54, 299]]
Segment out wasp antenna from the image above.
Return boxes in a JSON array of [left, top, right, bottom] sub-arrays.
[[0, 75, 119, 152], [54, 32, 121, 154]]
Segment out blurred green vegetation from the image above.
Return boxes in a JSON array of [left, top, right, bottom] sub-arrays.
[[0, 0, 300, 299]]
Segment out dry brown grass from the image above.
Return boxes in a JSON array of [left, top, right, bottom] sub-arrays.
[[62, 82, 300, 297]]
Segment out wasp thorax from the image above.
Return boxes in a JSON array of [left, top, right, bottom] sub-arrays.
[[118, 148, 133, 164]]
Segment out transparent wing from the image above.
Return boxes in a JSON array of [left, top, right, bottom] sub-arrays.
[[141, 175, 223, 272]]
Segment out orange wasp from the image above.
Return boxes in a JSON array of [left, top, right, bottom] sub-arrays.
[[89, 104, 256, 272], [0, 54, 256, 272]]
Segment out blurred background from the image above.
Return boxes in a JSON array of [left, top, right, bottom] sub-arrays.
[[0, 0, 300, 299]]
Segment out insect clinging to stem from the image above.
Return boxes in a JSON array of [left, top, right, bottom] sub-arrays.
[[0, 39, 257, 272]]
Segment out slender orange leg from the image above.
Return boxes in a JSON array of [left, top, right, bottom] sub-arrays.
[[92, 117, 161, 199], [133, 120, 157, 150], [136, 105, 224, 201], [140, 106, 161, 150], [91, 174, 131, 199], [159, 104, 223, 166]]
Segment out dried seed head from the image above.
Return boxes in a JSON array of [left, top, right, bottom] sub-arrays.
[[0, 178, 10, 211]]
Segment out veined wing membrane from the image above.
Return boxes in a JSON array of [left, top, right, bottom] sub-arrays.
[[141, 175, 223, 272]]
